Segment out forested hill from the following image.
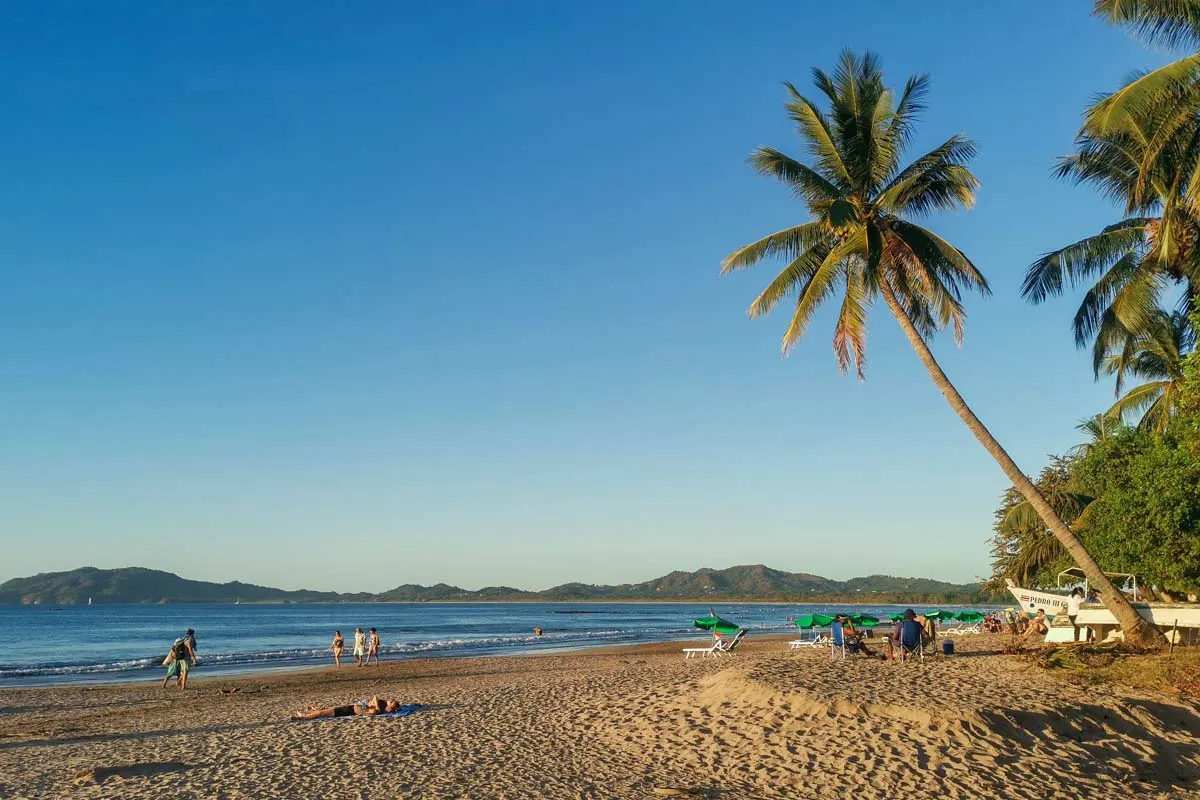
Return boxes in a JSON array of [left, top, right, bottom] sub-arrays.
[[0, 564, 986, 605]]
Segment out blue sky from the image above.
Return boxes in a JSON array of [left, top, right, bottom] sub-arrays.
[[0, 3, 1175, 592]]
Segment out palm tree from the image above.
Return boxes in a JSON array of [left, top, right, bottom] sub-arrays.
[[1071, 413, 1124, 457], [1022, 116, 1198, 370], [722, 51, 1164, 647], [1101, 309, 1192, 431]]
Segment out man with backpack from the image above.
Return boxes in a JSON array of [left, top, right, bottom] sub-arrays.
[[161, 629, 198, 690]]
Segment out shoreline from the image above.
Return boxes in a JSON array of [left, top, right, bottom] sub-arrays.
[[0, 633, 789, 691], [3, 633, 1198, 799]]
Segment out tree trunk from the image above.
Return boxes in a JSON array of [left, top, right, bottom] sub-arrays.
[[879, 280, 1166, 648]]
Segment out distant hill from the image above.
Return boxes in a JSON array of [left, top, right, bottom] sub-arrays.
[[0, 567, 373, 605], [0, 564, 987, 605]]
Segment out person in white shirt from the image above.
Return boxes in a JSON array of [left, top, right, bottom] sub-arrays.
[[1066, 588, 1084, 642]]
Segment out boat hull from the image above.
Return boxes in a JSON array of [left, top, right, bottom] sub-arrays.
[[1007, 583, 1200, 641]]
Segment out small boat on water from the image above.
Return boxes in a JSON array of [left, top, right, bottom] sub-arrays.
[[1007, 569, 1200, 643]]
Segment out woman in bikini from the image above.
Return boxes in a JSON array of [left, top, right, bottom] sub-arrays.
[[293, 696, 401, 720], [331, 631, 345, 668]]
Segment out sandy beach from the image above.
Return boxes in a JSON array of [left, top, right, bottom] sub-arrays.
[[1, 634, 1198, 799]]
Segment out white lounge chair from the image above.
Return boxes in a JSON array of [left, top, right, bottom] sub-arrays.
[[789, 633, 828, 649], [683, 640, 723, 659], [947, 622, 982, 636]]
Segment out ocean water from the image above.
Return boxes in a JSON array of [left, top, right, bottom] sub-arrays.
[[0, 601, 983, 687]]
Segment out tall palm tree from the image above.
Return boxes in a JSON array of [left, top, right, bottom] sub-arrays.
[[722, 51, 1164, 646], [1101, 309, 1193, 431]]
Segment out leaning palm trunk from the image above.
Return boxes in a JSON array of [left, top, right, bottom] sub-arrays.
[[880, 280, 1166, 648]]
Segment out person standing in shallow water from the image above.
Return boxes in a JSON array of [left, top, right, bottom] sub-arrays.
[[353, 627, 366, 667], [331, 630, 344, 668], [366, 628, 381, 665]]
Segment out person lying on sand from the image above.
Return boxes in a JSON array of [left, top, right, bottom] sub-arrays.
[[293, 696, 402, 720]]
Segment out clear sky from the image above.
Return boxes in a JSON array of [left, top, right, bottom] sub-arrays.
[[0, 2, 1176, 592]]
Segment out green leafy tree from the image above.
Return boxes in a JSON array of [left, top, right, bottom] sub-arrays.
[[722, 51, 1165, 646], [1072, 425, 1200, 594]]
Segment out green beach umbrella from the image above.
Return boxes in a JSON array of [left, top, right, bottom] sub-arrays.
[[888, 613, 906, 622], [954, 611, 985, 623], [922, 610, 954, 620], [694, 616, 740, 635], [849, 614, 880, 627], [793, 614, 836, 629]]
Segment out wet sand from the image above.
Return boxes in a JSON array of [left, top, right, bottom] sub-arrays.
[[1, 634, 1199, 798]]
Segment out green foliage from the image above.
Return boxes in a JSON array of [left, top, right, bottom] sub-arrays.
[[986, 457, 1082, 590], [1070, 424, 1200, 592]]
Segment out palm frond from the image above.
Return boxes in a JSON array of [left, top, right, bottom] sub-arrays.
[[875, 135, 978, 216], [1022, 219, 1149, 303], [779, 232, 865, 353], [832, 267, 870, 378], [1106, 378, 1170, 424], [784, 83, 853, 188], [1084, 54, 1200, 135], [748, 147, 843, 206], [746, 242, 831, 318], [889, 220, 990, 297], [1093, 0, 1200, 48], [721, 222, 826, 274]]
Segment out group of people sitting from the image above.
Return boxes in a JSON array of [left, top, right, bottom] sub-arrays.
[[834, 609, 930, 661]]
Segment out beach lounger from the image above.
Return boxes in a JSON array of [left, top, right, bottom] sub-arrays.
[[717, 629, 746, 653], [829, 622, 847, 660], [683, 640, 723, 659], [947, 622, 982, 636], [789, 633, 828, 649]]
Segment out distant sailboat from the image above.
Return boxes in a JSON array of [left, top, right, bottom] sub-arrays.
[[235, 597, 241, 605], [87, 597, 92, 606]]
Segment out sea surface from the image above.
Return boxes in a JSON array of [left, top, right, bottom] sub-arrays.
[[0, 601, 987, 687]]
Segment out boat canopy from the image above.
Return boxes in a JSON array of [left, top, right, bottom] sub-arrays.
[[1056, 568, 1141, 599]]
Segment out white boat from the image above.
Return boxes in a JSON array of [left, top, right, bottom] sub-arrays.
[[1007, 570, 1200, 643], [87, 597, 92, 606]]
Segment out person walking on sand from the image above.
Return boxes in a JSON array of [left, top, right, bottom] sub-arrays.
[[353, 627, 366, 667], [161, 633, 197, 689], [331, 630, 345, 668], [366, 628, 381, 665]]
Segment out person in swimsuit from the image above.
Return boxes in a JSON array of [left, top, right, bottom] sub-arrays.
[[366, 628, 381, 665], [331, 631, 345, 668], [292, 696, 401, 720], [353, 628, 366, 667]]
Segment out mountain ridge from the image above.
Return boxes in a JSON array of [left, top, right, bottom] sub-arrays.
[[0, 564, 988, 605]]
